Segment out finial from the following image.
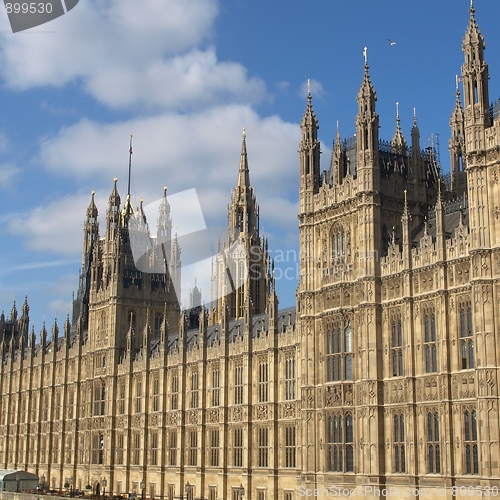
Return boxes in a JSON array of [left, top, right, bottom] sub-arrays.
[[413, 107, 417, 125], [469, 0, 475, 17], [396, 101, 400, 120], [404, 189, 407, 203], [242, 127, 246, 138], [437, 177, 442, 201], [163, 186, 167, 197], [307, 78, 311, 96], [113, 177, 117, 183], [363, 46, 368, 65], [336, 120, 339, 132], [91, 189, 95, 197], [127, 135, 133, 198]]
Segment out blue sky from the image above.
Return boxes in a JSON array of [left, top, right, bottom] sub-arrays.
[[0, 0, 499, 334]]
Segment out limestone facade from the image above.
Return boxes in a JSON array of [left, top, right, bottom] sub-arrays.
[[2, 4, 500, 500]]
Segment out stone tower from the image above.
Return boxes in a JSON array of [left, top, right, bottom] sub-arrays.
[[211, 130, 271, 324], [73, 175, 181, 358]]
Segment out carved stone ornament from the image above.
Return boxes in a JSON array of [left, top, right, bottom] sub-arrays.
[[169, 412, 178, 425], [233, 406, 242, 422], [282, 402, 296, 418], [256, 404, 268, 420], [209, 409, 219, 423]]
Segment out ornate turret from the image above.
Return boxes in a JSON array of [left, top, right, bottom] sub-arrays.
[[331, 123, 344, 185], [211, 131, 270, 324], [170, 233, 181, 304], [40, 322, 47, 354], [10, 300, 17, 322], [157, 186, 172, 252], [450, 77, 467, 195], [356, 48, 380, 191], [227, 129, 260, 247], [461, 0, 490, 144], [51, 317, 59, 356], [106, 178, 121, 240], [391, 102, 407, 155], [299, 80, 320, 211], [64, 314, 71, 347], [401, 190, 411, 268], [83, 190, 99, 263]]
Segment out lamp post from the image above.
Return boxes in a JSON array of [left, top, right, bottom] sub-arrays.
[[102, 479, 107, 498], [237, 485, 244, 500], [185, 482, 192, 500], [16, 473, 20, 493], [70, 477, 74, 498], [140, 480, 145, 500], [40, 475, 46, 493]]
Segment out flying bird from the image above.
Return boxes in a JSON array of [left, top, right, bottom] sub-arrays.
[[388, 39, 396, 45]]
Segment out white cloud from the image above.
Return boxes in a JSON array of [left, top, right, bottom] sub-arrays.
[[276, 80, 290, 90], [86, 47, 267, 110], [0, 0, 267, 110], [299, 78, 326, 99], [0, 162, 20, 187], [12, 105, 301, 257], [6, 194, 89, 254]]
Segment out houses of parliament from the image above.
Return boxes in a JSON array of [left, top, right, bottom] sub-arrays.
[[2, 4, 500, 499]]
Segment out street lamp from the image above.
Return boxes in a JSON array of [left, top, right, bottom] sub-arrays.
[[40, 475, 46, 493], [140, 480, 146, 500], [237, 485, 244, 500], [69, 477, 74, 498], [102, 479, 107, 498], [16, 473, 20, 493], [185, 482, 192, 500]]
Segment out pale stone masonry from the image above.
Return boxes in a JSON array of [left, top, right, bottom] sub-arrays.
[[1, 4, 500, 500]]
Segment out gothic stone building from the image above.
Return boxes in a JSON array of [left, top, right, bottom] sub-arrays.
[[2, 4, 500, 500]]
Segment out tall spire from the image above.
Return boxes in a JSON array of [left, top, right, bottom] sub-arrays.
[[122, 135, 135, 225], [157, 185, 172, 252], [83, 190, 99, 263], [331, 123, 344, 185], [461, 0, 490, 132], [356, 46, 379, 190], [391, 101, 408, 155], [106, 177, 121, 239], [450, 76, 466, 194], [228, 130, 259, 244], [127, 134, 133, 198], [299, 80, 320, 204], [411, 108, 425, 180], [401, 190, 412, 269], [237, 128, 251, 191]]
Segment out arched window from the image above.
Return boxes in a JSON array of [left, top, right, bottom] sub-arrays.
[[393, 413, 405, 473], [391, 313, 404, 377], [464, 410, 479, 474], [460, 299, 474, 369], [326, 318, 353, 382], [326, 413, 354, 473], [427, 412, 440, 473], [331, 226, 346, 261], [424, 306, 437, 373]]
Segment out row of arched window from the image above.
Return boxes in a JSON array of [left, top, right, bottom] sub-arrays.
[[326, 414, 354, 472], [387, 302, 474, 378], [326, 320, 353, 382]]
